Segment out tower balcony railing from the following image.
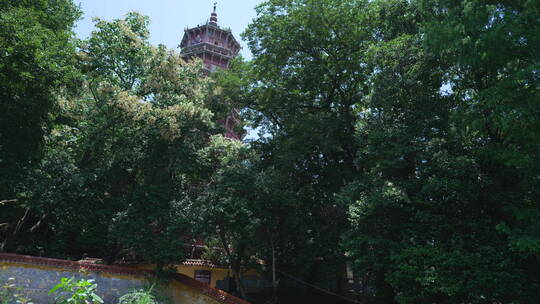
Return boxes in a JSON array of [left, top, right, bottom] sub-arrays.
[[184, 41, 237, 54], [181, 43, 235, 59]]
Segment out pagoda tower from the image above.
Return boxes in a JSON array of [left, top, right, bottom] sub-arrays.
[[180, 4, 243, 140], [180, 3, 241, 72]]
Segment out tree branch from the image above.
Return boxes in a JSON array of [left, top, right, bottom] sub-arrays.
[[0, 199, 18, 206]]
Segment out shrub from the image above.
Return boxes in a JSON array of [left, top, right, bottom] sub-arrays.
[[49, 277, 103, 304], [1, 277, 32, 304], [118, 287, 157, 304]]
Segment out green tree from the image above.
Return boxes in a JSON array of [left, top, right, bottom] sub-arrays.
[[240, 0, 372, 290], [192, 135, 262, 299], [341, 0, 540, 303], [6, 13, 217, 269], [0, 0, 82, 252], [192, 135, 310, 300], [421, 0, 540, 263], [0, 0, 81, 165], [240, 0, 540, 303]]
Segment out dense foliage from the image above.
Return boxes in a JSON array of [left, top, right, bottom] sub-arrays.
[[0, 0, 81, 251], [238, 0, 540, 303], [1, 0, 539, 303], [0, 10, 219, 267]]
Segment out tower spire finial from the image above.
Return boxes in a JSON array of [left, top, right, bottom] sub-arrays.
[[210, 2, 218, 25]]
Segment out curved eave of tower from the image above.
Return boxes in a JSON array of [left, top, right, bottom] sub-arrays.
[[227, 35, 242, 52], [180, 24, 241, 52]]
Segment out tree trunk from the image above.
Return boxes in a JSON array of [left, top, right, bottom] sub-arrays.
[[233, 262, 248, 300], [104, 241, 122, 265], [218, 229, 248, 300], [375, 271, 397, 304], [271, 240, 279, 303], [0, 207, 30, 252]]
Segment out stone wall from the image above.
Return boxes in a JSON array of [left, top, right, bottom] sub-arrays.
[[0, 262, 146, 303], [0, 253, 250, 304]]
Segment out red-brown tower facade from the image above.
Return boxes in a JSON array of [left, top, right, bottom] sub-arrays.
[[180, 4, 241, 72]]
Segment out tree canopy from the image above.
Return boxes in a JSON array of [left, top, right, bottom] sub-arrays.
[[1, 0, 539, 303]]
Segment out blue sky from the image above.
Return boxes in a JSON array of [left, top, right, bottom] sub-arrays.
[[73, 0, 264, 59]]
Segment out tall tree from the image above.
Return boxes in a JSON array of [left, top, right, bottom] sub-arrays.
[[341, 0, 540, 303], [421, 0, 540, 261], [3, 13, 217, 269], [192, 135, 258, 299], [192, 133, 311, 300], [239, 0, 540, 303], [240, 0, 372, 288], [0, 0, 81, 252]]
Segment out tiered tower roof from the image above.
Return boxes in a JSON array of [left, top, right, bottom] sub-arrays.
[[180, 3, 241, 72]]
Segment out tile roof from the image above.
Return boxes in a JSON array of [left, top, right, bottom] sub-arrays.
[[181, 259, 227, 268]]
